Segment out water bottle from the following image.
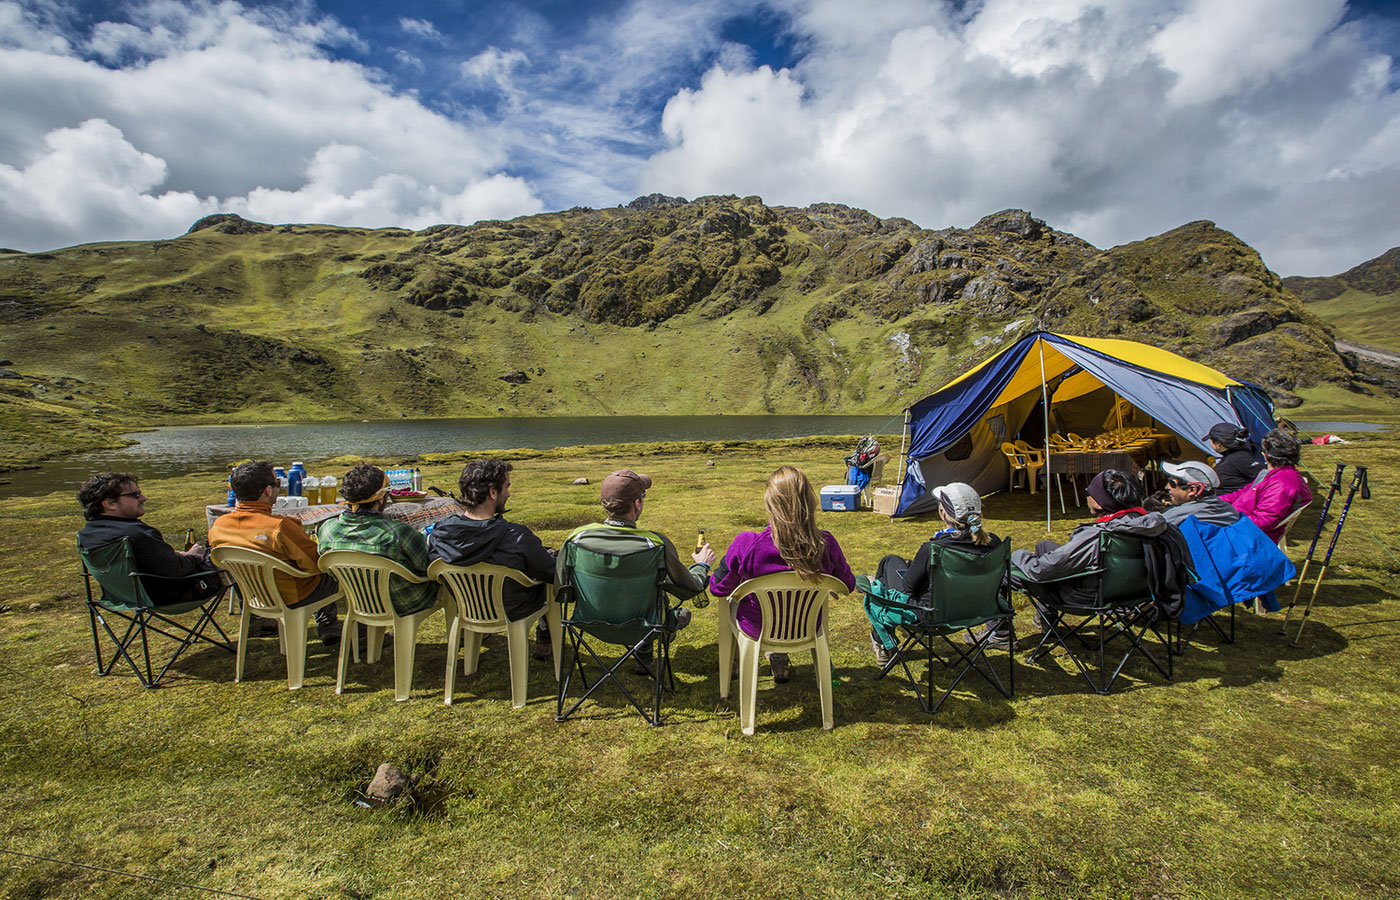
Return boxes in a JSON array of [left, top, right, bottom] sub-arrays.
[[304, 475, 321, 505], [288, 462, 306, 497], [412, 467, 422, 491], [226, 474, 237, 507], [274, 466, 288, 494]]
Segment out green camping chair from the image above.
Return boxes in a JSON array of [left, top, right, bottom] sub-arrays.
[[78, 536, 234, 688], [863, 541, 1015, 713], [1023, 532, 1174, 694], [554, 530, 678, 726]]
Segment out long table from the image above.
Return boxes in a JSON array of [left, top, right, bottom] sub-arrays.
[[204, 496, 467, 534]]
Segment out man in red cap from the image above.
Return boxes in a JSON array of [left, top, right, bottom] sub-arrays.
[[560, 468, 716, 674]]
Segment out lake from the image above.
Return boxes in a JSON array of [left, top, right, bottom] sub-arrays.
[[2, 414, 906, 500], [6, 415, 1382, 501]]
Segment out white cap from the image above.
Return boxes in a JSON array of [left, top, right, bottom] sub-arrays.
[[931, 482, 982, 520], [1162, 460, 1219, 489]]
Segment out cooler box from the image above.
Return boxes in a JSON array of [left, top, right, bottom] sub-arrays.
[[820, 485, 860, 512], [872, 486, 900, 516]]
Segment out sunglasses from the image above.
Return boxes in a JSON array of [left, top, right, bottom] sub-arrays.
[[118, 490, 145, 499], [1167, 479, 1192, 490]]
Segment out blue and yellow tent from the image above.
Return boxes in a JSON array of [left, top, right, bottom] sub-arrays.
[[893, 332, 1275, 518]]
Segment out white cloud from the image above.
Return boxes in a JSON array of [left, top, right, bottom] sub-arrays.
[[0, 0, 542, 250], [640, 0, 1400, 275], [399, 17, 441, 41]]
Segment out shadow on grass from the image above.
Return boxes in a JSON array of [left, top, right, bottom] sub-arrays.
[[1015, 609, 1350, 697]]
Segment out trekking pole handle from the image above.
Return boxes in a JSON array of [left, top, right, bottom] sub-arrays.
[[1319, 468, 1365, 566], [1358, 466, 1369, 501], [1303, 463, 1346, 561]]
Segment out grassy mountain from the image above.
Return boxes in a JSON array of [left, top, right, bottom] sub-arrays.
[[1283, 247, 1400, 354], [0, 196, 1367, 469]]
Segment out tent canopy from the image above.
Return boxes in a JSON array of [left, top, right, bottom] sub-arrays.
[[894, 332, 1275, 518]]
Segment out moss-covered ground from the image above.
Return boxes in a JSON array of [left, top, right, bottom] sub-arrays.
[[2, 436, 1398, 898]]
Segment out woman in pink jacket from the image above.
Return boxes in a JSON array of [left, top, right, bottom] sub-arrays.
[[1221, 429, 1312, 543]]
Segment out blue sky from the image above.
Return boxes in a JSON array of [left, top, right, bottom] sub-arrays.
[[3, 0, 1400, 275]]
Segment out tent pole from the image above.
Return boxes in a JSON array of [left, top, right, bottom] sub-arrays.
[[1038, 339, 1051, 532], [897, 409, 910, 488]]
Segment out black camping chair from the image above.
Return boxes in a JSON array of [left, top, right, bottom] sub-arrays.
[[78, 537, 234, 688], [554, 531, 680, 726], [864, 541, 1015, 713], [1023, 532, 1175, 695]]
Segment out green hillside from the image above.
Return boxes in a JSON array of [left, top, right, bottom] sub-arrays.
[[0, 197, 1374, 469], [1284, 247, 1400, 353]]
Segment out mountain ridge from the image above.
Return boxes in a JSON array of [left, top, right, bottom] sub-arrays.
[[0, 196, 1379, 469]]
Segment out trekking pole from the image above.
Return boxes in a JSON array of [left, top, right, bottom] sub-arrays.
[[1280, 463, 1345, 634], [1291, 466, 1368, 647]]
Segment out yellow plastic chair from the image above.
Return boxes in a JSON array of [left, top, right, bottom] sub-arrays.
[[428, 560, 562, 708], [717, 572, 848, 736], [319, 550, 444, 702], [210, 545, 347, 690], [1000, 442, 1043, 494]]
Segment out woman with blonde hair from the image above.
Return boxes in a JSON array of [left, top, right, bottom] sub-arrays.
[[709, 465, 856, 683]]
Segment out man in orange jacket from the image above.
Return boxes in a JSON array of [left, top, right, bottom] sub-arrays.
[[209, 460, 342, 646]]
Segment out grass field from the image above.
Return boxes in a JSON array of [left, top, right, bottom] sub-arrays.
[[1305, 287, 1400, 354], [2, 437, 1398, 899]]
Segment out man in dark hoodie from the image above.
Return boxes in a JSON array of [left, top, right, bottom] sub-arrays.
[[427, 459, 555, 660], [76, 471, 222, 605]]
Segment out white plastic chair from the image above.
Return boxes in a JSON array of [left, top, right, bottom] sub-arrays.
[[428, 560, 562, 708], [209, 545, 346, 690], [319, 550, 444, 702], [717, 572, 849, 736]]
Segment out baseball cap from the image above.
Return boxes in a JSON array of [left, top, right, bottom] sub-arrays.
[[600, 469, 652, 506], [1161, 460, 1219, 488], [1204, 423, 1245, 444], [931, 482, 981, 520]]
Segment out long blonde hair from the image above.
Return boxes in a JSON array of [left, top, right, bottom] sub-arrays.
[[764, 466, 827, 581]]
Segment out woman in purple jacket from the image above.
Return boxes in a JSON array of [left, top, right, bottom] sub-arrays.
[[1221, 429, 1313, 543], [709, 465, 856, 684]]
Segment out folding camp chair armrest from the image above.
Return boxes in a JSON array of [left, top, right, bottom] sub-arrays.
[[1013, 563, 1105, 586], [133, 567, 223, 583], [864, 593, 928, 615]]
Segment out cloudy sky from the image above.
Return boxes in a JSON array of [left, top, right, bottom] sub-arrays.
[[2, 0, 1398, 275]]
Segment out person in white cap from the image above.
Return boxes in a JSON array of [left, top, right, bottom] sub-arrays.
[[1159, 460, 1240, 527], [864, 482, 1007, 660]]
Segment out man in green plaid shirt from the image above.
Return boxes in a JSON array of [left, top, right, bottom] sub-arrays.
[[317, 463, 438, 615]]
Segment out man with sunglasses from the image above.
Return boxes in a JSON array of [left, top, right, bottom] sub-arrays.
[[77, 471, 220, 605], [1159, 460, 1240, 527]]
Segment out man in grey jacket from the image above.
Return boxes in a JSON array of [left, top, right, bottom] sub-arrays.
[[1158, 460, 1241, 527], [1012, 469, 1167, 609]]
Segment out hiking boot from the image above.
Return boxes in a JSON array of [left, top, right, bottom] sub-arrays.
[[317, 619, 343, 648], [964, 627, 1012, 651], [530, 638, 552, 661], [247, 617, 279, 638], [674, 607, 692, 631], [634, 651, 656, 676], [767, 652, 790, 683], [870, 630, 895, 668]]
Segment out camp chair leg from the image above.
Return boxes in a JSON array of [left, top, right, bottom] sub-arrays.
[[335, 610, 356, 694], [814, 636, 834, 731], [366, 626, 386, 664], [546, 599, 562, 682], [443, 615, 462, 705], [462, 628, 484, 676], [282, 607, 312, 690], [506, 618, 532, 709], [393, 619, 418, 702], [717, 600, 736, 699], [235, 606, 253, 683], [738, 637, 761, 736]]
